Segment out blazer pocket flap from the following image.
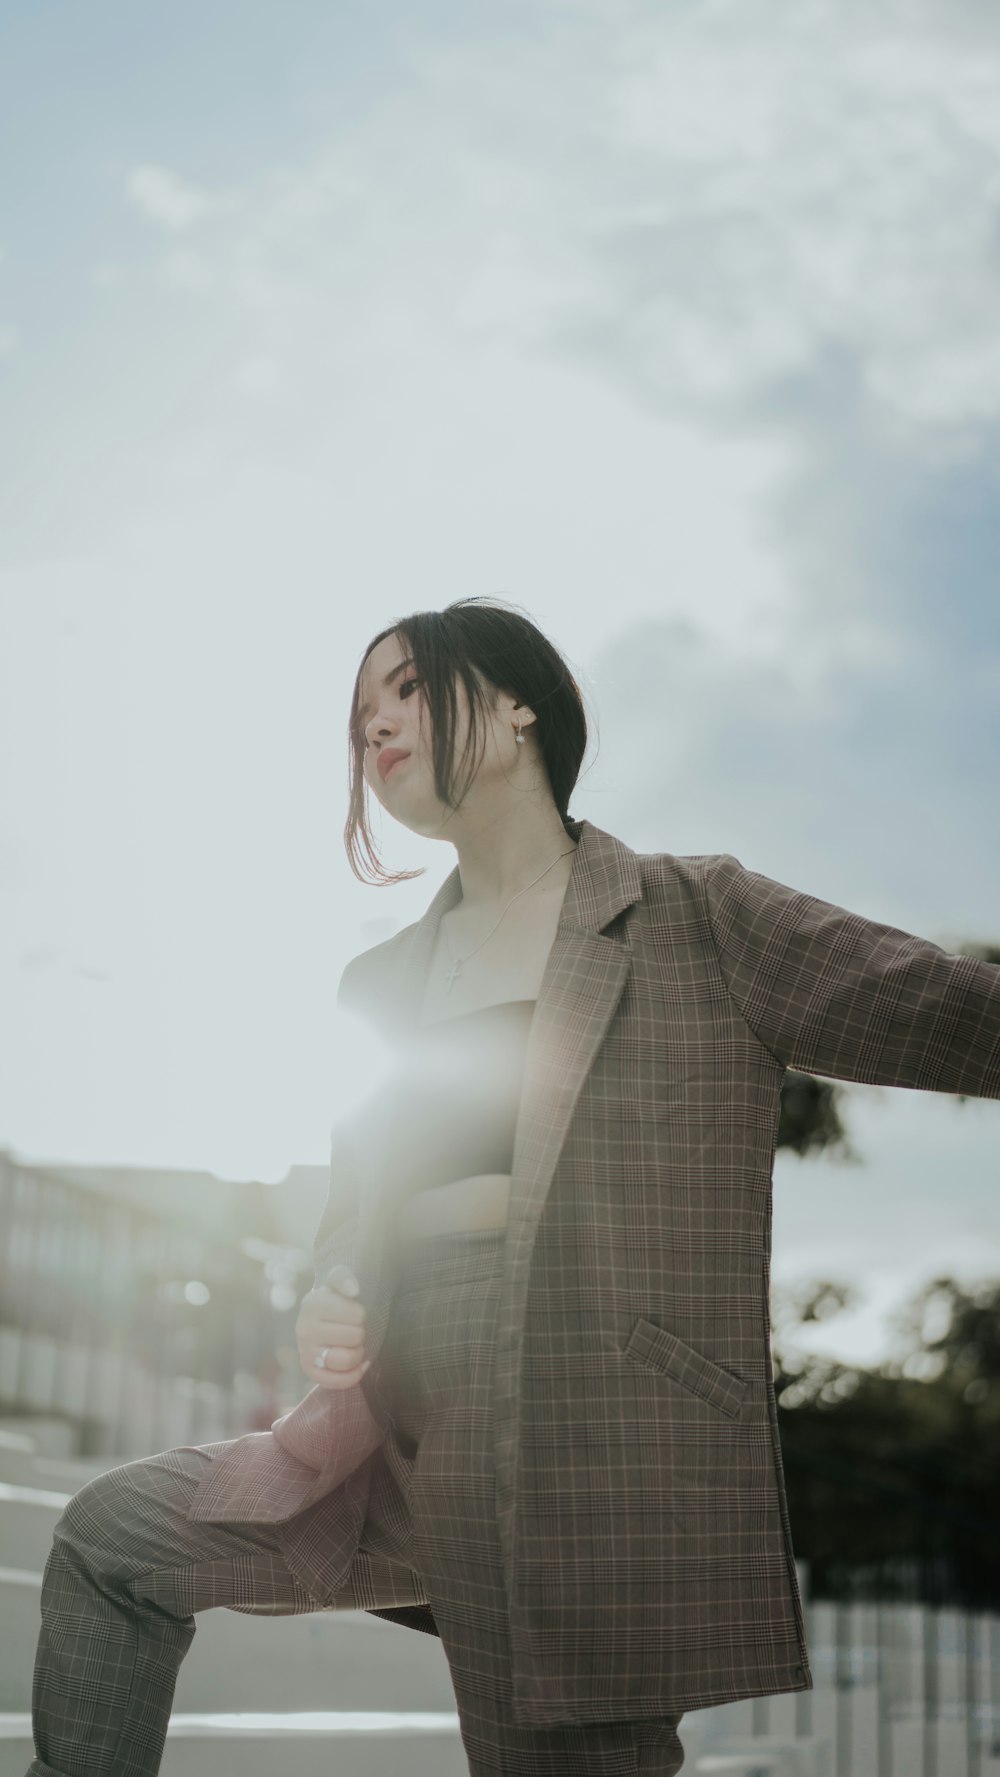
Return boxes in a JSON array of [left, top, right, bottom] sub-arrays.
[[624, 1316, 748, 1419]]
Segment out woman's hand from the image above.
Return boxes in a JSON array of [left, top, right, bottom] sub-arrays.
[[295, 1266, 370, 1390]]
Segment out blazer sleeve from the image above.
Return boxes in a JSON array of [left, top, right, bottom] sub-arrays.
[[702, 853, 1000, 1099]]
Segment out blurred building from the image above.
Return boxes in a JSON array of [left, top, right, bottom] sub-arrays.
[[0, 1147, 330, 1458]]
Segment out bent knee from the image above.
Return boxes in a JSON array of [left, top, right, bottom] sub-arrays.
[[53, 1451, 204, 1578], [53, 1464, 139, 1567]]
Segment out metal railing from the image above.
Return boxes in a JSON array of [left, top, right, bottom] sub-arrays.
[[692, 1562, 1000, 1777]]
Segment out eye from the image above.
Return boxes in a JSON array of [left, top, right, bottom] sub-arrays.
[[359, 677, 421, 749]]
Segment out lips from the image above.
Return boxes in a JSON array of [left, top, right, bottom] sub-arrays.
[[377, 749, 411, 783]]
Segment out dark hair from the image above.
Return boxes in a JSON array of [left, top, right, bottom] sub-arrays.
[[344, 595, 591, 886]]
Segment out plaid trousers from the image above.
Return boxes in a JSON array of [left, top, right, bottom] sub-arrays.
[[28, 1227, 685, 1776]]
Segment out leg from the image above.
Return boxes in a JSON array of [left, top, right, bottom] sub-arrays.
[[405, 1483, 685, 1774], [382, 1230, 687, 1776], [27, 1439, 420, 1777]]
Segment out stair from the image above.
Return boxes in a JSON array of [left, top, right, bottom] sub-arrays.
[[0, 1714, 468, 1776], [1, 1428, 470, 1774], [9, 1421, 998, 1777]]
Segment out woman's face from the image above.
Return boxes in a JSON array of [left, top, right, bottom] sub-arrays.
[[356, 632, 526, 839]]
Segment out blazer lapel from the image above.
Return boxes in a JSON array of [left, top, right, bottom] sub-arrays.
[[186, 820, 646, 1527], [353, 819, 645, 1399]]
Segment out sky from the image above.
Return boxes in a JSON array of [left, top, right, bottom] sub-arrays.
[[1, 0, 998, 1368]]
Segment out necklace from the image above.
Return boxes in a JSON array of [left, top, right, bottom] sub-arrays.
[[440, 846, 577, 992]]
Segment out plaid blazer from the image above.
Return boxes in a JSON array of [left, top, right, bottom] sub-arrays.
[[188, 817, 1000, 1725]]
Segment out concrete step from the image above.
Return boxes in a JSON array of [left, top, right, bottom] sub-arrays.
[[0, 1440, 147, 1491], [0, 1465, 180, 1573], [0, 1478, 72, 1577], [1, 1475, 460, 1716], [0, 1433, 35, 1460], [0, 1573, 43, 1713], [0, 1483, 71, 1572], [2, 1562, 459, 1715], [0, 1450, 132, 1488], [0, 1713, 469, 1776], [0, 1417, 79, 1461], [28, 1453, 131, 1486], [688, 1735, 831, 1775]]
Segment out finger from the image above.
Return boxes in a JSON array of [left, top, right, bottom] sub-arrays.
[[313, 1367, 370, 1391], [322, 1266, 362, 1298], [307, 1336, 369, 1357], [309, 1300, 367, 1329], [301, 1318, 359, 1342], [311, 1357, 371, 1389], [307, 1344, 367, 1373], [297, 1328, 365, 1359], [310, 1283, 365, 1308], [297, 1321, 365, 1352]]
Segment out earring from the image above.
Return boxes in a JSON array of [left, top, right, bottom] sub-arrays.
[[515, 718, 525, 745]]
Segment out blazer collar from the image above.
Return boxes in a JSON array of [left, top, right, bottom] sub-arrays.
[[389, 815, 645, 1030]]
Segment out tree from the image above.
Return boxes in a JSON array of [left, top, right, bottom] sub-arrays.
[[768, 937, 1000, 1607]]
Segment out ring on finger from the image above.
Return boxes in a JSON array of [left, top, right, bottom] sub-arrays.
[[315, 1347, 331, 1370]]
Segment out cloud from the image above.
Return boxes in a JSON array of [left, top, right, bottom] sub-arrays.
[[525, 0, 1000, 444], [3, 0, 998, 1241], [163, 248, 215, 291], [126, 163, 215, 230], [110, 1, 1000, 453], [11, 1, 993, 699], [233, 355, 286, 397]]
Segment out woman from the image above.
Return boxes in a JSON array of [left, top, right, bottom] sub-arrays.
[[28, 597, 1000, 1776], [29, 600, 689, 1777]]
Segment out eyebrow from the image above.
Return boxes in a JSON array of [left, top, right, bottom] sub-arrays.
[[357, 658, 416, 723]]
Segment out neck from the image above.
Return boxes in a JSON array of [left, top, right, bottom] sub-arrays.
[[450, 808, 578, 918]]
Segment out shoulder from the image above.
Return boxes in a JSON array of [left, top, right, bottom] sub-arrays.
[[638, 848, 747, 908], [637, 850, 832, 944]]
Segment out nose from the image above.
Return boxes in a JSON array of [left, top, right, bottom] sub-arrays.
[[365, 716, 394, 751]]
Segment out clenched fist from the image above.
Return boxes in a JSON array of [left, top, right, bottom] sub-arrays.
[[295, 1265, 370, 1390]]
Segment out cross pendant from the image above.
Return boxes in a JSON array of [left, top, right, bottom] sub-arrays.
[[446, 956, 463, 992]]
